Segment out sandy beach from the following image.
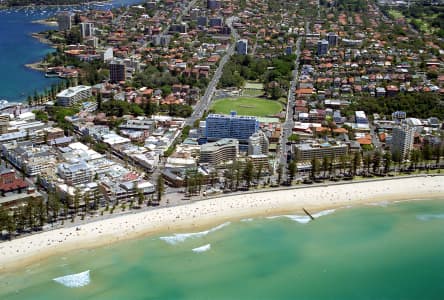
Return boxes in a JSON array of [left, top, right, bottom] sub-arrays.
[[0, 175, 443, 272]]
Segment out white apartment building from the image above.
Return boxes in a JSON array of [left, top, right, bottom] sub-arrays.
[[56, 85, 92, 106]]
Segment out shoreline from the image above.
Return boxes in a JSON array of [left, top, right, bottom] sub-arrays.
[[31, 19, 58, 27], [0, 1, 110, 10], [24, 60, 47, 72], [0, 175, 443, 273]]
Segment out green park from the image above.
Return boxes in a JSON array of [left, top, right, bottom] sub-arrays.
[[211, 97, 282, 117]]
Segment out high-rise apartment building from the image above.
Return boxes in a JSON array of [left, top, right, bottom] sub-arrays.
[[205, 112, 259, 143], [327, 32, 338, 47], [80, 22, 94, 38], [391, 126, 414, 160], [207, 0, 221, 10], [236, 39, 248, 55], [109, 60, 126, 83], [248, 131, 269, 156], [57, 12, 73, 31], [317, 39, 329, 56]]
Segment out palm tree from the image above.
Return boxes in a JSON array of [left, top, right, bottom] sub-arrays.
[[372, 151, 382, 174], [243, 161, 255, 189], [137, 188, 145, 206], [363, 152, 372, 175], [288, 160, 297, 183], [352, 152, 361, 176], [383, 151, 392, 174], [156, 176, 165, 203], [321, 156, 330, 178], [277, 163, 284, 184], [310, 158, 320, 180]]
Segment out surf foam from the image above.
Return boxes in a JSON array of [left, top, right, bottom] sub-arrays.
[[53, 270, 90, 288], [160, 222, 231, 245], [267, 209, 336, 224], [416, 214, 444, 221], [192, 244, 211, 253]]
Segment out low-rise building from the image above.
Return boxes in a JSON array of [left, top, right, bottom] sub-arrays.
[[200, 138, 239, 165], [294, 142, 348, 161]]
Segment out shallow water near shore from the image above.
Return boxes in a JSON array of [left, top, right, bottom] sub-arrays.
[[1, 199, 444, 299]]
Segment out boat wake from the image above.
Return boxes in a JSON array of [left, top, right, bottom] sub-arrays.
[[267, 209, 336, 224], [53, 270, 90, 288], [160, 222, 231, 245], [192, 244, 211, 253]]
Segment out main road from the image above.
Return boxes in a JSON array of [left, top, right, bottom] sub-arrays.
[[185, 17, 239, 126], [276, 36, 302, 182]]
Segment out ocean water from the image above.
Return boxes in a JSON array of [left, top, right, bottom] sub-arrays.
[[1, 199, 444, 299], [0, 0, 142, 102]]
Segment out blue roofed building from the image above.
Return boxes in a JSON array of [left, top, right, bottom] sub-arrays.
[[205, 112, 259, 144]]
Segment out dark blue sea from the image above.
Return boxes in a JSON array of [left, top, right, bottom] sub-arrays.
[[0, 0, 141, 102]]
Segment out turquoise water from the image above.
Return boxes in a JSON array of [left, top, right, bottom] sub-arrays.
[[1, 199, 444, 299]]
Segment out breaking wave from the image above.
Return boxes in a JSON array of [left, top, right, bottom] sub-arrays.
[[160, 222, 231, 245], [266, 209, 336, 224], [192, 244, 211, 253], [241, 218, 254, 222], [53, 270, 90, 288]]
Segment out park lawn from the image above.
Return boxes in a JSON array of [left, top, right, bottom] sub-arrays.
[[211, 97, 283, 117]]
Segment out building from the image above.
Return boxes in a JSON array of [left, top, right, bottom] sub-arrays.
[[294, 142, 348, 161], [391, 126, 414, 160], [247, 154, 269, 171], [327, 32, 338, 47], [2, 141, 57, 176], [56, 85, 92, 106], [0, 167, 28, 196], [152, 34, 171, 47], [57, 12, 72, 31], [102, 47, 113, 62], [109, 60, 126, 83], [57, 161, 95, 186], [0, 114, 9, 134], [236, 39, 248, 55], [169, 23, 187, 33], [207, 0, 221, 9], [317, 39, 329, 56], [200, 138, 239, 165], [248, 131, 269, 155], [209, 17, 223, 27], [80, 22, 94, 38], [119, 118, 155, 132], [197, 16, 208, 27], [205, 112, 259, 143], [355, 111, 368, 125]]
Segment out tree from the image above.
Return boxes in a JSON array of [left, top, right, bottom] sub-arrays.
[[352, 152, 361, 176], [363, 152, 372, 174], [137, 188, 145, 206], [321, 156, 330, 178], [243, 161, 255, 189], [288, 134, 300, 143], [156, 176, 165, 203], [372, 151, 382, 174], [277, 164, 284, 184], [73, 188, 80, 217], [288, 160, 297, 183], [383, 151, 392, 174], [310, 158, 320, 180], [256, 163, 264, 183]]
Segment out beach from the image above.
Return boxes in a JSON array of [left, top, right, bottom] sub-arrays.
[[0, 175, 443, 272]]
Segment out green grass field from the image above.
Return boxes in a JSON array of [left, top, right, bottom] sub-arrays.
[[211, 97, 282, 117]]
